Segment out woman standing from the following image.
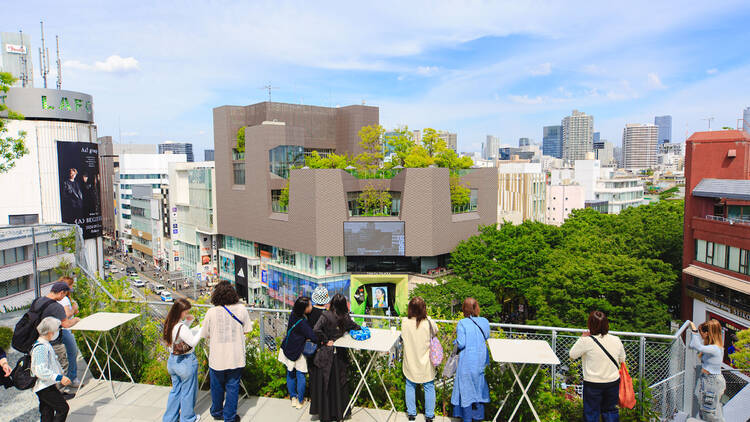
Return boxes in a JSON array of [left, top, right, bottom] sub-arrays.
[[163, 298, 203, 422], [279, 297, 318, 409], [569, 311, 626, 422], [688, 319, 726, 422], [450, 297, 490, 422], [31, 316, 71, 422], [310, 293, 360, 422], [201, 281, 252, 422], [401, 297, 438, 422]]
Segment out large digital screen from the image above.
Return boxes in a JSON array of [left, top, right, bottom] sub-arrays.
[[344, 221, 405, 256]]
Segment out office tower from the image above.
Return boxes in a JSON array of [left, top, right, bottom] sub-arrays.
[[483, 135, 500, 160], [654, 115, 672, 145], [743, 107, 750, 133], [439, 131, 458, 151], [159, 141, 194, 162], [0, 32, 33, 86], [543, 125, 563, 159], [562, 110, 594, 162], [205, 149, 215, 161], [518, 137, 530, 147], [622, 123, 658, 168]]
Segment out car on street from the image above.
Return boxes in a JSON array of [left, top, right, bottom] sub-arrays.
[[151, 283, 166, 293], [126, 266, 137, 275], [160, 291, 173, 302], [131, 278, 146, 288]]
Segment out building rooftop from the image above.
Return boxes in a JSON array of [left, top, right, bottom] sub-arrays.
[[686, 130, 750, 143], [693, 178, 750, 200]]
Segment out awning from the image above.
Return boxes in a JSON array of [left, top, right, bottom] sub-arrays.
[[683, 264, 750, 295], [693, 178, 750, 201]]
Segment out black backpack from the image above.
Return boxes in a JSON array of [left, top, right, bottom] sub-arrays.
[[10, 345, 41, 390], [11, 298, 55, 353]]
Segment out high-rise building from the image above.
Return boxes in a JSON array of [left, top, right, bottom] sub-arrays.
[[0, 32, 33, 87], [519, 137, 530, 147], [654, 115, 672, 145], [483, 135, 500, 160], [622, 123, 658, 169], [159, 141, 194, 162], [743, 107, 750, 134], [98, 136, 116, 238], [562, 110, 594, 162], [204, 149, 215, 161], [439, 131, 457, 152], [681, 130, 750, 343], [543, 125, 563, 159]]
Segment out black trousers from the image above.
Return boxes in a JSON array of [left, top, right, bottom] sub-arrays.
[[36, 384, 69, 422]]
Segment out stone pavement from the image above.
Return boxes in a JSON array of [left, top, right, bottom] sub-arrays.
[[64, 380, 457, 422]]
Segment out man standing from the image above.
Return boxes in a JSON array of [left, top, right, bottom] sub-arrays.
[[56, 277, 81, 389], [61, 168, 84, 222], [37, 282, 81, 396]]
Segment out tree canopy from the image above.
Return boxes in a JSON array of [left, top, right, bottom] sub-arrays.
[[0, 72, 28, 173]]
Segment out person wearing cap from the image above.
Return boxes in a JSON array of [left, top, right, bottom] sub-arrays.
[[306, 285, 330, 414], [55, 277, 81, 389], [36, 282, 81, 394], [31, 316, 71, 421]]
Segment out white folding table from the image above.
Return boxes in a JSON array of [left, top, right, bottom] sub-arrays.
[[487, 338, 560, 422], [334, 328, 401, 422], [70, 312, 140, 398]]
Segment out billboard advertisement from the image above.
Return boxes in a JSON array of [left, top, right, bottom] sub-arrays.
[[234, 255, 248, 302], [56, 141, 102, 239], [343, 221, 405, 256], [350, 274, 408, 317]]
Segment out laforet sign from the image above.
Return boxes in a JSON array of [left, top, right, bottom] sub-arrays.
[[0, 87, 94, 123]]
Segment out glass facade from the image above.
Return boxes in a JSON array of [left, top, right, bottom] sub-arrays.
[[233, 162, 245, 185], [266, 264, 350, 307], [269, 145, 305, 178], [543, 125, 563, 159], [1, 246, 27, 266], [0, 275, 29, 297]]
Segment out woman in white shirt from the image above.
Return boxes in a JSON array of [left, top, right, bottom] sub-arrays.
[[401, 296, 439, 422], [569, 311, 626, 422], [163, 298, 203, 422]]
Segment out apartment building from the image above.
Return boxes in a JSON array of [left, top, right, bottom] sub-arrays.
[[562, 110, 594, 162], [622, 123, 659, 169], [496, 162, 546, 224]]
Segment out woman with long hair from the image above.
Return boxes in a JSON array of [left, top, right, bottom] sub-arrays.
[[402, 296, 438, 422], [569, 310, 626, 422], [688, 319, 726, 421], [163, 298, 202, 422], [450, 297, 491, 422], [200, 281, 252, 422], [309, 293, 361, 422], [278, 296, 318, 409]]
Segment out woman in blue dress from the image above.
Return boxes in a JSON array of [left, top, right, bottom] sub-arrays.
[[451, 297, 491, 422]]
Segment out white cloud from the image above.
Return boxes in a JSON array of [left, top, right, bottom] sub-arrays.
[[64, 55, 139, 73], [529, 62, 552, 76], [647, 72, 666, 89], [706, 68, 718, 75], [415, 66, 439, 76], [508, 95, 545, 105]]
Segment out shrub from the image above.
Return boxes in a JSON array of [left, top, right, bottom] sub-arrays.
[[141, 360, 171, 386], [0, 326, 12, 350]]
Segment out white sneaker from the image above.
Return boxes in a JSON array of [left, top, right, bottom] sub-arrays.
[[194, 414, 201, 422], [295, 398, 304, 409], [291, 397, 300, 408]]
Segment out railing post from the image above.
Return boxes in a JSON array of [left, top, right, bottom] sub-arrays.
[[259, 310, 265, 352], [551, 330, 557, 391], [638, 336, 645, 415], [31, 226, 40, 299], [683, 330, 696, 416]]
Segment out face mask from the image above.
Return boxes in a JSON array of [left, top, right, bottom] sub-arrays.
[[50, 330, 60, 341]]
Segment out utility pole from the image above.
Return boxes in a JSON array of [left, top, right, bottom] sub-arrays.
[[259, 83, 278, 102], [39, 21, 50, 88]]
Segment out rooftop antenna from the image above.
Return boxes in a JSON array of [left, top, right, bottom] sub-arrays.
[[18, 30, 29, 87], [38, 21, 50, 88], [259, 82, 278, 102], [55, 35, 62, 90], [701, 117, 715, 130]]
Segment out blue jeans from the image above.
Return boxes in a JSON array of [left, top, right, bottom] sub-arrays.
[[583, 379, 620, 422], [286, 369, 306, 402], [61, 329, 78, 380], [405, 378, 435, 419], [209, 367, 243, 422], [164, 353, 199, 422]]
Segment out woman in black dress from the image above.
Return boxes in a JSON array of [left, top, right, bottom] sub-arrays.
[[309, 293, 360, 422]]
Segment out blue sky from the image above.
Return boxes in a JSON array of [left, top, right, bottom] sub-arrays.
[[7, 1, 750, 154]]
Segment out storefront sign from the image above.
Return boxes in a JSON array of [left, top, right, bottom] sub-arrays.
[[6, 44, 27, 54], [689, 290, 750, 321]]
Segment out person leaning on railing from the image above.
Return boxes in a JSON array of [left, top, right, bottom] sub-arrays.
[[688, 319, 726, 422], [200, 281, 252, 422], [278, 296, 318, 409], [162, 298, 203, 422], [450, 297, 491, 422], [569, 310, 626, 422]]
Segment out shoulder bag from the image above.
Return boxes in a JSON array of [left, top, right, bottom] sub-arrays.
[[428, 319, 443, 366], [172, 324, 193, 355], [590, 335, 636, 409]]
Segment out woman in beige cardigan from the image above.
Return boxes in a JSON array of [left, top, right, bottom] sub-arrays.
[[401, 296, 439, 422]]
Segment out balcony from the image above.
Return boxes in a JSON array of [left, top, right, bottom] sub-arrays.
[[693, 214, 750, 241]]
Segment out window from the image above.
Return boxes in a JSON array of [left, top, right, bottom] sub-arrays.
[[696, 239, 707, 262], [1, 246, 27, 266], [278, 248, 296, 266], [9, 214, 38, 225], [713, 243, 726, 268], [741, 250, 749, 275], [271, 190, 287, 212], [0, 275, 29, 298], [695, 240, 750, 275], [233, 163, 245, 185]]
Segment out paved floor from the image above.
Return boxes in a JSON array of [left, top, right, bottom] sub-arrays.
[[65, 380, 456, 422]]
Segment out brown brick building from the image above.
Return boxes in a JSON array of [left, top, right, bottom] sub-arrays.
[[213, 101, 498, 313]]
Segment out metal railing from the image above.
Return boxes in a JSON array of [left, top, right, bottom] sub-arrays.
[[705, 214, 750, 226]]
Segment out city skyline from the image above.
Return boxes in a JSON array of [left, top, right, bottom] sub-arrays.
[[5, 1, 750, 154]]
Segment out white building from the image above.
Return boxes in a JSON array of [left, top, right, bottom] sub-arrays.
[[116, 153, 186, 257], [562, 110, 594, 162], [483, 135, 500, 160], [594, 171, 644, 214], [657, 143, 685, 172], [497, 162, 546, 224], [622, 123, 658, 169], [168, 162, 218, 284], [595, 140, 615, 166], [574, 159, 602, 201], [546, 184, 585, 225]]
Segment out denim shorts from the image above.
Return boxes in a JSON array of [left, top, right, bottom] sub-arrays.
[[694, 372, 725, 422]]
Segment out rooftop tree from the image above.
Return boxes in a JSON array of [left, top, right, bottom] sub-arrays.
[[0, 72, 28, 173]]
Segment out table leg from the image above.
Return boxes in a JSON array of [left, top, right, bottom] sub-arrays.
[[374, 360, 396, 418], [102, 331, 115, 398], [76, 332, 103, 395], [344, 349, 380, 418], [507, 364, 542, 422], [493, 363, 526, 422]]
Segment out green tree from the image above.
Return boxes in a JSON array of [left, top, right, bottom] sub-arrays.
[[305, 150, 354, 169], [384, 126, 416, 167], [236, 126, 246, 153], [356, 124, 385, 173], [435, 148, 473, 170], [358, 184, 391, 216], [729, 329, 750, 370], [279, 182, 289, 208], [411, 276, 502, 319], [403, 145, 434, 168], [0, 72, 28, 173], [421, 128, 447, 157], [449, 176, 471, 209]]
